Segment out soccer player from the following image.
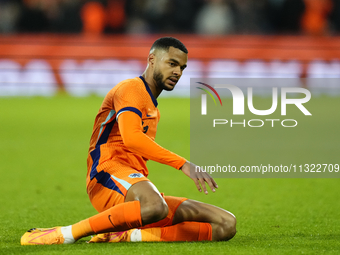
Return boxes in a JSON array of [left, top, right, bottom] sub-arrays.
[[21, 37, 236, 245]]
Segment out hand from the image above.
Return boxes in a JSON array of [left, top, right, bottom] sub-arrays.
[[180, 161, 218, 194]]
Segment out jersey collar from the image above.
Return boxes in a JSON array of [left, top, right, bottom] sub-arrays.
[[139, 76, 158, 107]]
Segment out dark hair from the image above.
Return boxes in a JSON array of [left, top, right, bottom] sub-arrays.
[[150, 37, 188, 54]]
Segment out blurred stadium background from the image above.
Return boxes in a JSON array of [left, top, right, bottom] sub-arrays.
[[0, 0, 340, 97]]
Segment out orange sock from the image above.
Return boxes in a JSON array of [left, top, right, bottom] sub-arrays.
[[130, 222, 212, 242], [72, 201, 142, 240], [89, 201, 142, 233], [160, 222, 212, 241], [72, 219, 93, 241]]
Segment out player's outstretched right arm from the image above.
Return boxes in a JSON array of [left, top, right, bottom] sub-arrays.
[[180, 161, 218, 195]]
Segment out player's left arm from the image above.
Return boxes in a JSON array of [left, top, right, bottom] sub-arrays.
[[118, 111, 186, 170], [118, 111, 218, 194], [180, 161, 218, 194]]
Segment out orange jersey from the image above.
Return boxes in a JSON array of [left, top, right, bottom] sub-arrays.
[[86, 76, 186, 187]]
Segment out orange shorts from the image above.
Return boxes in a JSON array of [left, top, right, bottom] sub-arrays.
[[87, 166, 187, 228]]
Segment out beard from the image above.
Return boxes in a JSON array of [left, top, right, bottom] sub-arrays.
[[153, 69, 173, 91]]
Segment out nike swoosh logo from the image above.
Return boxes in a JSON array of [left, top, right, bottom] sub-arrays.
[[108, 215, 115, 227], [147, 114, 152, 117]]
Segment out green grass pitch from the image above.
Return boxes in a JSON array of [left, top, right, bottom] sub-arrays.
[[0, 95, 339, 255]]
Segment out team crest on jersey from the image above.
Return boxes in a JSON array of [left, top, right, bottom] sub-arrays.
[[129, 173, 144, 178], [142, 121, 149, 134]]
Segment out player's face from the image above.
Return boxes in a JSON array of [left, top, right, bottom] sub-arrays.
[[153, 46, 188, 91]]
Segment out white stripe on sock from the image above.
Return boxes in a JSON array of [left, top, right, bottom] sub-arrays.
[[130, 229, 142, 242], [60, 225, 75, 244]]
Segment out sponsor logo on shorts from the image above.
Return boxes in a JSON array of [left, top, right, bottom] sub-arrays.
[[129, 173, 144, 178]]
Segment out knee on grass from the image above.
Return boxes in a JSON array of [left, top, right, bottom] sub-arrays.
[[141, 199, 169, 225], [213, 214, 237, 241]]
